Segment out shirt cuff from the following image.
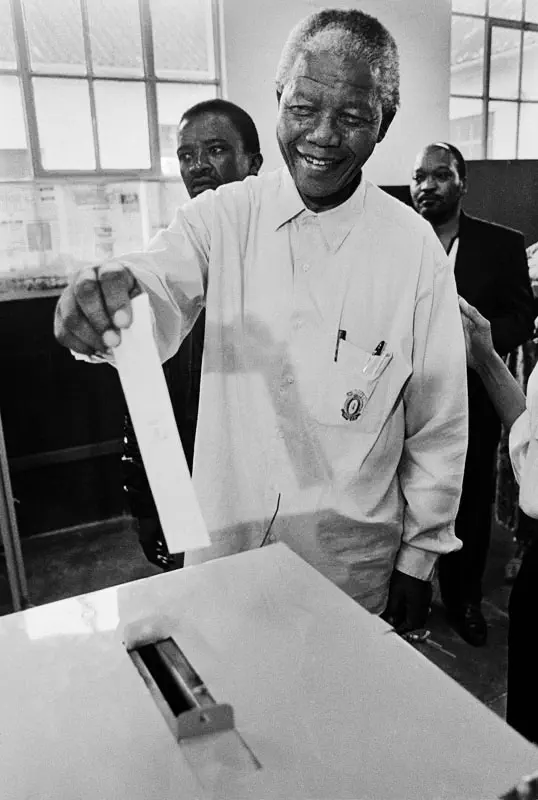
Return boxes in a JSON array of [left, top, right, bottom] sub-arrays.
[[395, 543, 439, 582], [71, 349, 115, 365]]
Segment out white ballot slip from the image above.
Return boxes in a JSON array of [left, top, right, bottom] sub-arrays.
[[114, 293, 210, 553]]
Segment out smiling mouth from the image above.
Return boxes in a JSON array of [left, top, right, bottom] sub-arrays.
[[299, 153, 340, 170]]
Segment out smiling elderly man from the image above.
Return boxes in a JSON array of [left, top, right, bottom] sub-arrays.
[[54, 9, 468, 632]]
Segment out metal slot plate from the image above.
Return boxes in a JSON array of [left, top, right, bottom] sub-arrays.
[[128, 636, 261, 782]]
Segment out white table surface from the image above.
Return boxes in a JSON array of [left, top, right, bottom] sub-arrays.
[[0, 543, 536, 799]]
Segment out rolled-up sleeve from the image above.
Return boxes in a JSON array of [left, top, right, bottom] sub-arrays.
[[114, 191, 214, 363], [396, 234, 468, 580]]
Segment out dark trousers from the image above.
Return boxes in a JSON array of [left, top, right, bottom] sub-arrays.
[[506, 536, 538, 744], [438, 390, 500, 608], [517, 509, 538, 544]]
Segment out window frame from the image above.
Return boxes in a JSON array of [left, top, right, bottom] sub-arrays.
[[3, 0, 222, 179], [450, 0, 538, 158]]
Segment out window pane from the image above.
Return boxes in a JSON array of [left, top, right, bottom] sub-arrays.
[[94, 81, 150, 169], [488, 100, 518, 158], [86, 0, 144, 76], [452, 1, 486, 13], [0, 180, 195, 279], [449, 96, 485, 159], [151, 0, 214, 77], [0, 184, 42, 276], [156, 82, 216, 175], [518, 103, 538, 157], [0, 77, 32, 179], [144, 181, 189, 239], [22, 0, 86, 74], [521, 31, 538, 100], [525, 0, 538, 22], [451, 16, 485, 96], [489, 0, 523, 18], [61, 182, 147, 261], [0, 0, 17, 68], [489, 26, 521, 99], [34, 78, 95, 169]]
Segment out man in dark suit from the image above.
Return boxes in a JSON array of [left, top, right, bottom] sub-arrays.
[[122, 99, 263, 570], [410, 142, 535, 646]]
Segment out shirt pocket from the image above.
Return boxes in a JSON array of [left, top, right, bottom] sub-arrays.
[[310, 337, 410, 434]]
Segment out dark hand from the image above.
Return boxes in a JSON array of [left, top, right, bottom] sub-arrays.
[[54, 263, 140, 356], [381, 569, 432, 634]]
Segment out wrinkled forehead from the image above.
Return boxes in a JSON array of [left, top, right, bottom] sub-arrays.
[[414, 146, 457, 173], [177, 112, 242, 147], [284, 47, 379, 105]]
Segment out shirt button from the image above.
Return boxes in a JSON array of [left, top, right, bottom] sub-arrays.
[[294, 318, 303, 329], [286, 375, 294, 385], [302, 264, 310, 272]]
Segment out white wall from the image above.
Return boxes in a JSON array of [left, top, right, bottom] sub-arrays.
[[220, 0, 451, 185]]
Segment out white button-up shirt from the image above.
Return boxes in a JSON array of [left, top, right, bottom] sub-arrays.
[[117, 168, 468, 613]]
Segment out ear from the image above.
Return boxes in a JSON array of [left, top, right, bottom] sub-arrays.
[[249, 153, 263, 176], [460, 177, 468, 197], [276, 90, 282, 107], [377, 109, 396, 144]]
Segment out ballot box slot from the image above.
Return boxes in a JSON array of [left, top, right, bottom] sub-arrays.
[[128, 637, 234, 737], [135, 642, 196, 717], [156, 637, 217, 711], [127, 636, 257, 759]]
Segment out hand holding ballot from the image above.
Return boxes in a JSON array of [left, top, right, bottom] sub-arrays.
[[58, 285, 210, 557], [54, 262, 139, 356]]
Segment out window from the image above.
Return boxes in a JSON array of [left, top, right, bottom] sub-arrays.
[[450, 0, 538, 159], [0, 0, 220, 178], [0, 0, 218, 284]]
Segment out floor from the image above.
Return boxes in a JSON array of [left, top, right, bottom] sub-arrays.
[[0, 513, 518, 719]]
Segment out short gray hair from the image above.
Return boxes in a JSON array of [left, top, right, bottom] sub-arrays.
[[275, 8, 400, 121]]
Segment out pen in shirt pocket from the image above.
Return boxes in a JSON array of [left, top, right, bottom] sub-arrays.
[[373, 340, 386, 356], [363, 340, 386, 375], [334, 329, 347, 362]]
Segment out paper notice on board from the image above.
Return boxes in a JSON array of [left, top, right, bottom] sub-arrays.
[[114, 293, 210, 553]]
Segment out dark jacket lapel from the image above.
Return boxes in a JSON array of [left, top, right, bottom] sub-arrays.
[[454, 212, 486, 302]]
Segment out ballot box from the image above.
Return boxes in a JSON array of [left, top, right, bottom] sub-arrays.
[[0, 543, 536, 799]]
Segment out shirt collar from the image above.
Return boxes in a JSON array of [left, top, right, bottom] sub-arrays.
[[274, 167, 367, 252], [273, 167, 306, 229]]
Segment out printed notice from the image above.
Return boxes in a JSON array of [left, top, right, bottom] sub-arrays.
[[114, 293, 210, 553]]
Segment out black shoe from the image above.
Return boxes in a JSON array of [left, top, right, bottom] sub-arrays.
[[447, 603, 487, 647]]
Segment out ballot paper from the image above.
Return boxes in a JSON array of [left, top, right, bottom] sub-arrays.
[[114, 293, 210, 553]]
